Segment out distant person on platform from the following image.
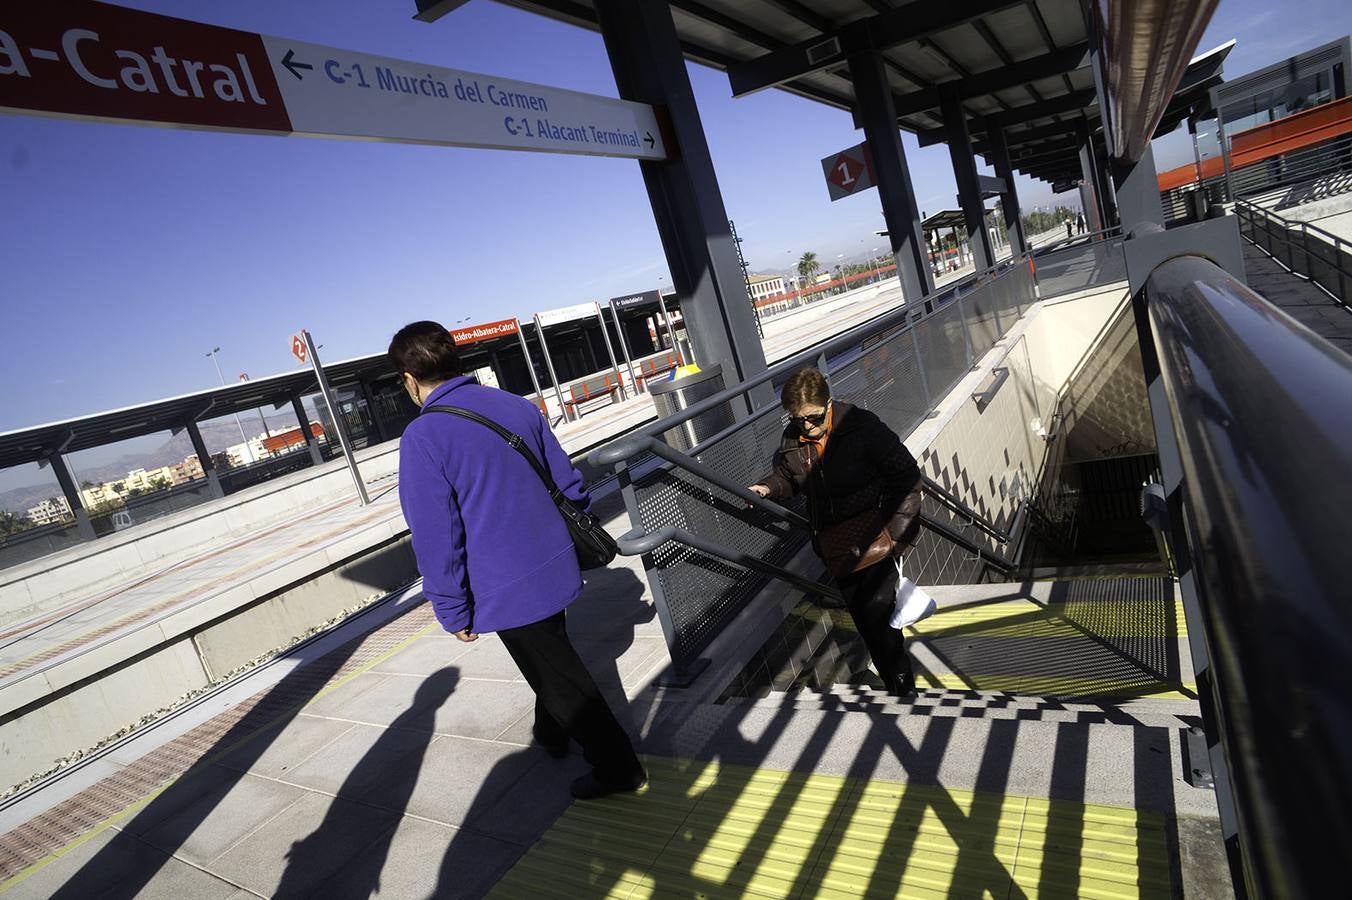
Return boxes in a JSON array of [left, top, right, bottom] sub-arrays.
[[1066, 219, 1074, 240], [1076, 212, 1086, 234], [390, 321, 646, 800]]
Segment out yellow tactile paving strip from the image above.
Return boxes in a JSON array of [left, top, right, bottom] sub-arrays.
[[904, 599, 1189, 640], [489, 757, 1172, 900]]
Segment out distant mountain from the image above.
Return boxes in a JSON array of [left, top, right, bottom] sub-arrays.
[[0, 415, 305, 515]]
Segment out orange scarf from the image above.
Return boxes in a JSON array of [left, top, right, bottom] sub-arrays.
[[797, 404, 834, 461]]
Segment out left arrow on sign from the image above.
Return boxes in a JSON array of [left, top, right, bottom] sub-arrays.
[[282, 49, 313, 80]]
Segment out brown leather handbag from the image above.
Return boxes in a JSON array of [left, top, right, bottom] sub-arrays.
[[815, 506, 896, 578]]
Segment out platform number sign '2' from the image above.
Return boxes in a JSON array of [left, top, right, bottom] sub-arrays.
[[821, 142, 877, 202], [291, 333, 307, 365]]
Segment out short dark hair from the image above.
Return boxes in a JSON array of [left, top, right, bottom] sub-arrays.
[[781, 367, 830, 411], [389, 321, 462, 383]]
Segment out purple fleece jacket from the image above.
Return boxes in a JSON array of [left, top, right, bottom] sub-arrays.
[[397, 377, 589, 634]]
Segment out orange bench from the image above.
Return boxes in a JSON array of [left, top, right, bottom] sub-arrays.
[[632, 351, 683, 391], [563, 372, 626, 418]]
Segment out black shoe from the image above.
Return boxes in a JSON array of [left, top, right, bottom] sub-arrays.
[[883, 674, 917, 699], [570, 769, 647, 801]]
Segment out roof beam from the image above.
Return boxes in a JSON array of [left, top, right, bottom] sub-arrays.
[[726, 0, 1024, 97], [890, 44, 1087, 116], [758, 0, 833, 33], [972, 89, 1097, 132]]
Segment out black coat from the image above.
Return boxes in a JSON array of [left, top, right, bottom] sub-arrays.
[[759, 401, 924, 561]]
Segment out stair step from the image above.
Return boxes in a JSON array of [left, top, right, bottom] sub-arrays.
[[723, 685, 1198, 728]]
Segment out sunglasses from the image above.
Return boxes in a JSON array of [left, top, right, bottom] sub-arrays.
[[790, 410, 828, 427]]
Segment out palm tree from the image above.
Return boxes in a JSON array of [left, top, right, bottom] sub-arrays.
[[797, 251, 820, 291]]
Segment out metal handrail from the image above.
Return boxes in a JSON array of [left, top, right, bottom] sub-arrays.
[[616, 524, 842, 603], [919, 474, 1011, 544], [594, 434, 1018, 581], [1236, 198, 1352, 310], [1140, 251, 1352, 898], [1030, 225, 1124, 258]]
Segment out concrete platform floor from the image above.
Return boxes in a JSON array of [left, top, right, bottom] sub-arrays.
[[0, 558, 1228, 899], [1242, 242, 1352, 354]]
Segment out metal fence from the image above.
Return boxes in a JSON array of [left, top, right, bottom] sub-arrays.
[[1161, 133, 1352, 224], [1031, 233, 1128, 299], [1236, 199, 1352, 307], [591, 249, 1119, 675]]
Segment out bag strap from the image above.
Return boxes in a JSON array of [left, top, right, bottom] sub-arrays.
[[421, 405, 564, 501]]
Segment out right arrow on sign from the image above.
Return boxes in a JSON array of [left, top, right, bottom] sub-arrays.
[[281, 49, 313, 80]]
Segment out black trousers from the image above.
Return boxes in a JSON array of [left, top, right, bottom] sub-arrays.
[[837, 559, 914, 692], [497, 609, 644, 783]]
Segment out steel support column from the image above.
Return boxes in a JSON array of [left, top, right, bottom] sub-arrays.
[[1076, 117, 1113, 230], [986, 127, 1028, 256], [847, 48, 934, 301], [292, 394, 324, 466], [48, 450, 96, 539], [1113, 144, 1165, 232], [595, 0, 769, 410], [940, 86, 994, 271], [185, 419, 226, 499], [357, 379, 388, 444]]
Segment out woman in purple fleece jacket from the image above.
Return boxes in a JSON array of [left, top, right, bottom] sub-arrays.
[[390, 321, 645, 800]]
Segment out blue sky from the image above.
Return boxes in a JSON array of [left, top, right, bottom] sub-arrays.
[[1, 0, 1348, 489]]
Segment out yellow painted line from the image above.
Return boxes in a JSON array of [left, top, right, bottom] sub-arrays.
[[0, 620, 438, 893], [488, 755, 1176, 900]]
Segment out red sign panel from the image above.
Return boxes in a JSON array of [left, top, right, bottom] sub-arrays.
[[821, 142, 876, 202], [291, 333, 307, 364], [452, 318, 520, 346], [0, 2, 292, 133]]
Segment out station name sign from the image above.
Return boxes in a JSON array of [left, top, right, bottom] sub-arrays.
[[452, 318, 519, 346], [0, 1, 670, 161], [535, 302, 600, 328]]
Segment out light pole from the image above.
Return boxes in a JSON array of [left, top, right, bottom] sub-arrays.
[[871, 247, 880, 282], [206, 348, 255, 465]]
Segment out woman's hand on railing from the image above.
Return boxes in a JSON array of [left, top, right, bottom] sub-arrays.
[[748, 484, 771, 498]]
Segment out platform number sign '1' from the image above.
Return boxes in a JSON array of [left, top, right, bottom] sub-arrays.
[[821, 142, 877, 202]]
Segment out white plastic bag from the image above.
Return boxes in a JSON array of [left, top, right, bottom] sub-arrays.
[[889, 555, 936, 629]]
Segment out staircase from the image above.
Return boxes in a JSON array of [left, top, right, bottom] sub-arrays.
[[674, 576, 1232, 898]]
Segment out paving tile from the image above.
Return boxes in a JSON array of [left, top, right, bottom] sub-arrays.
[[132, 770, 308, 866], [299, 670, 397, 720], [281, 723, 442, 799], [5, 828, 240, 900], [430, 678, 538, 740], [309, 815, 525, 899], [310, 665, 464, 730], [370, 632, 475, 676], [464, 752, 589, 845], [212, 714, 355, 780], [355, 735, 547, 828], [450, 636, 531, 681], [208, 791, 401, 897]]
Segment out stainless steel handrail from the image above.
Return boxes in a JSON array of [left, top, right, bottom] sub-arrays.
[[1140, 251, 1352, 898]]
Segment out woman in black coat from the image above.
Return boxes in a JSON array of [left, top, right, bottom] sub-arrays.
[[750, 367, 924, 696]]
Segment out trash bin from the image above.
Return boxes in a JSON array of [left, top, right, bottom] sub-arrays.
[[649, 363, 735, 452]]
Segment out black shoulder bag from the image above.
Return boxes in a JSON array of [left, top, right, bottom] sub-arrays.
[[422, 405, 617, 570]]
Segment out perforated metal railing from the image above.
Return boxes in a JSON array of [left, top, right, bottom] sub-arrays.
[[592, 243, 1129, 676], [1030, 230, 1127, 299]]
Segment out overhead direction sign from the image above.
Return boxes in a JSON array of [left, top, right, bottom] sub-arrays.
[[536, 301, 600, 328], [609, 289, 663, 311], [0, 1, 670, 161], [821, 142, 876, 201]]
